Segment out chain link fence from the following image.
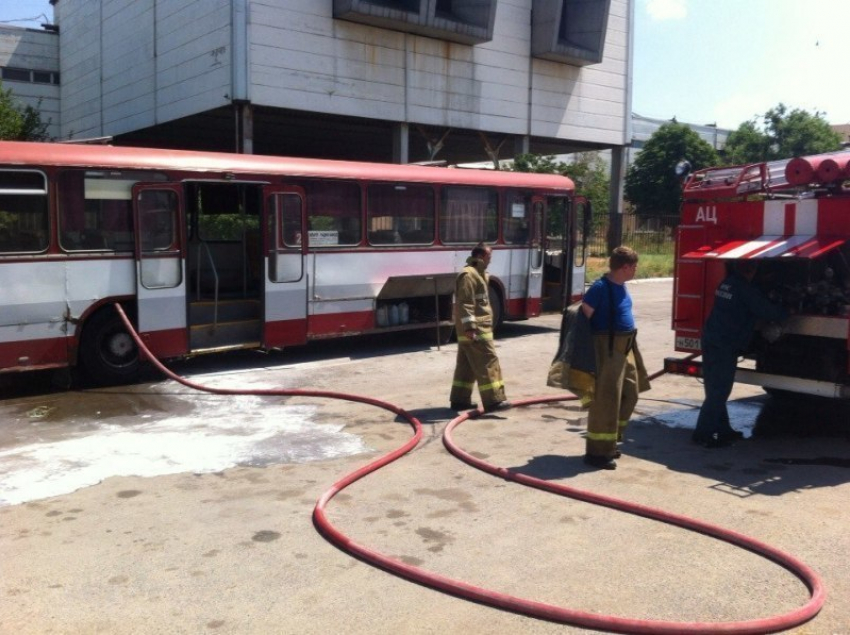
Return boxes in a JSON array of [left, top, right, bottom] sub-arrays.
[[587, 212, 679, 257]]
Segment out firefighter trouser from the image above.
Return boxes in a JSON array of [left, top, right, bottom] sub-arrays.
[[693, 342, 737, 439], [450, 335, 506, 408], [586, 332, 639, 458]]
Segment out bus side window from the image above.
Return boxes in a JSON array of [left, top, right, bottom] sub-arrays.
[[503, 191, 531, 245], [0, 170, 49, 254], [58, 170, 166, 252], [439, 186, 498, 244], [295, 179, 361, 247], [367, 183, 434, 246]]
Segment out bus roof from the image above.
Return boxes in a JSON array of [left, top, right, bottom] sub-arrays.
[[0, 141, 575, 192]]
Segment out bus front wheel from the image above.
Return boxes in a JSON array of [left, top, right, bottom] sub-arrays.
[[79, 308, 141, 385]]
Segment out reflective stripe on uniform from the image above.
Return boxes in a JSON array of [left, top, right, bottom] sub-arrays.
[[457, 332, 494, 343], [479, 379, 504, 392], [618, 420, 629, 428], [452, 380, 475, 389], [586, 431, 618, 441]]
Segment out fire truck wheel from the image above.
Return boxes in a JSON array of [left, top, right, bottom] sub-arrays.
[[79, 308, 141, 385]]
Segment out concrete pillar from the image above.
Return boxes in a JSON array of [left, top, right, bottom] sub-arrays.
[[393, 123, 409, 164], [514, 135, 530, 157], [234, 101, 253, 154], [607, 145, 626, 253]]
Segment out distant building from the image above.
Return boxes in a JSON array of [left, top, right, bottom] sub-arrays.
[[0, 23, 60, 139], [832, 124, 850, 148], [628, 113, 730, 166]]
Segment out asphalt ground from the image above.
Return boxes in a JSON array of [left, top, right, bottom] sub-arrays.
[[1, 279, 849, 634]]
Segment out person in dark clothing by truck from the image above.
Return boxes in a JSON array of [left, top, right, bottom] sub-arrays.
[[693, 260, 789, 448]]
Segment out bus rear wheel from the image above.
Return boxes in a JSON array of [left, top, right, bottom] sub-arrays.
[[488, 285, 503, 330], [79, 308, 141, 385]]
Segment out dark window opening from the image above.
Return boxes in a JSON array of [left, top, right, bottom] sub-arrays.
[[0, 170, 48, 254]]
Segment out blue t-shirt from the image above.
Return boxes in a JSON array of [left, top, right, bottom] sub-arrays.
[[583, 276, 635, 332]]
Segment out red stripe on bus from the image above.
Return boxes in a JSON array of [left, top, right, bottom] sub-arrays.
[[264, 319, 309, 347], [141, 329, 188, 359], [0, 337, 69, 371], [308, 311, 374, 338]]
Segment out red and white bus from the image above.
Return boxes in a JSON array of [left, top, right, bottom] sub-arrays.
[[0, 141, 588, 384]]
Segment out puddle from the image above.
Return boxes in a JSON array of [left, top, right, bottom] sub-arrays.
[[635, 398, 762, 438], [0, 386, 370, 507]]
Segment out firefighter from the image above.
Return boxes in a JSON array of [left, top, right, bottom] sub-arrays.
[[693, 260, 788, 448], [449, 243, 510, 413], [581, 246, 650, 470]]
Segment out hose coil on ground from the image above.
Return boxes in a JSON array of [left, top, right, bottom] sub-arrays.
[[114, 304, 825, 634]]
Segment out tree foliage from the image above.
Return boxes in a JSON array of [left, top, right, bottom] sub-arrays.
[[624, 122, 719, 216], [511, 152, 609, 234], [723, 103, 842, 165], [0, 81, 50, 141]]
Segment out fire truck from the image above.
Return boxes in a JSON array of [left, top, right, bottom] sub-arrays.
[[665, 152, 850, 399]]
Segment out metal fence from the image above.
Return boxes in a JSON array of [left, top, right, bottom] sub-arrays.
[[587, 212, 679, 257]]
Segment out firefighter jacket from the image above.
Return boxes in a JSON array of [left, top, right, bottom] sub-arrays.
[[454, 256, 493, 339], [547, 301, 597, 399]]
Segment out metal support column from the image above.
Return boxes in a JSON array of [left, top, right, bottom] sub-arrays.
[[607, 145, 626, 253]]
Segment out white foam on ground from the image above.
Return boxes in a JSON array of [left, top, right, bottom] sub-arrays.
[[0, 397, 370, 507], [635, 398, 762, 437]]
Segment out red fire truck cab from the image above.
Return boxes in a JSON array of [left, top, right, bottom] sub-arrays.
[[666, 152, 850, 399]]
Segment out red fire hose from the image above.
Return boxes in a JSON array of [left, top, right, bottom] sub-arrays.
[[114, 304, 825, 634]]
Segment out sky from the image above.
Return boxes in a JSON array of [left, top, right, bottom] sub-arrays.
[[1, 0, 849, 131]]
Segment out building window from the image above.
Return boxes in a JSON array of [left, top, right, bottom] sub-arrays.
[[532, 0, 611, 65], [364, 0, 420, 12], [334, 0, 496, 45], [1, 67, 60, 85]]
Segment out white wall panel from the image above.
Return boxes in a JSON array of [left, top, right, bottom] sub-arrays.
[[55, 0, 630, 148]]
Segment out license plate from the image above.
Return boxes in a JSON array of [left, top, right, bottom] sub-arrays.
[[676, 336, 702, 351]]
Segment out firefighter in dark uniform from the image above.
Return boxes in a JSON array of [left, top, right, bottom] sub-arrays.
[[449, 244, 510, 413], [693, 260, 789, 448]]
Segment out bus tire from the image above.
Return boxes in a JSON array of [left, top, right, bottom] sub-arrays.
[[79, 307, 141, 385], [489, 285, 503, 330]]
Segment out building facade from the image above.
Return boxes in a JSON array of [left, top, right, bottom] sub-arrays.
[[42, 0, 633, 166]]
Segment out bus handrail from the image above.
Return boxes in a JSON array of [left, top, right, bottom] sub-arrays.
[[195, 239, 219, 330]]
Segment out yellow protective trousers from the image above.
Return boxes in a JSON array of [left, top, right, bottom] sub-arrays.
[[586, 332, 639, 458], [450, 335, 506, 408]]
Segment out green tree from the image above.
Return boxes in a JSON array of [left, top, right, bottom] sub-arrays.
[[511, 152, 609, 235], [0, 80, 50, 141], [723, 103, 841, 165], [624, 122, 719, 216]]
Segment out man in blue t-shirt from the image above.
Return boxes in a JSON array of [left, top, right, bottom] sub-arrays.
[[693, 260, 788, 448], [580, 246, 649, 469]]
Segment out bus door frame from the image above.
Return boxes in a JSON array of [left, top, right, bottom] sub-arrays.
[[569, 195, 591, 306], [262, 185, 308, 347], [525, 196, 546, 309], [132, 182, 188, 357]]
